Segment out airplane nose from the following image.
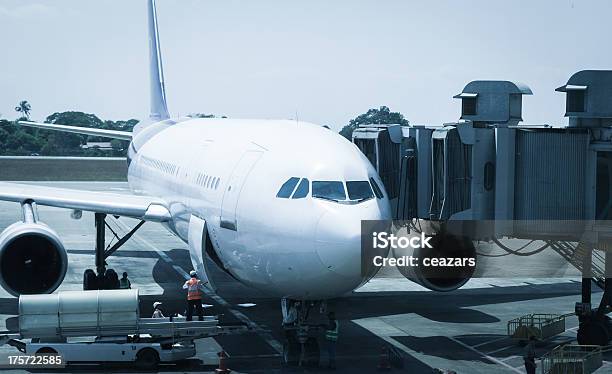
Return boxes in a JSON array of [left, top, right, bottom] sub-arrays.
[[315, 210, 362, 278]]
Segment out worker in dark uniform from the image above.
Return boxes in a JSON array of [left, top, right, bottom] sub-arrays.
[[182, 270, 208, 321], [324, 312, 339, 369], [523, 335, 537, 374], [119, 272, 131, 289]]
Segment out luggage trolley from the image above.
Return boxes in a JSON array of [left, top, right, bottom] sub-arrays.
[[507, 313, 568, 344]]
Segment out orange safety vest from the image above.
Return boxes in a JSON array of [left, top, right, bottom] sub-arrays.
[[186, 278, 203, 300]]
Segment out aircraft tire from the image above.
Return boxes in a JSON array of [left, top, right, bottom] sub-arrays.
[[303, 337, 320, 367], [83, 269, 98, 290], [282, 335, 300, 366], [104, 268, 120, 289], [577, 318, 610, 346]]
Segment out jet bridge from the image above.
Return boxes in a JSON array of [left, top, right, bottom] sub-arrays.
[[353, 70, 612, 346]]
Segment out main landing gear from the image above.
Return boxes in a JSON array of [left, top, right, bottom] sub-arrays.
[[82, 213, 145, 291], [281, 299, 327, 368]]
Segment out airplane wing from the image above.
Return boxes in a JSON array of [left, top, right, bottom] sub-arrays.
[[18, 121, 132, 141], [0, 182, 170, 222]]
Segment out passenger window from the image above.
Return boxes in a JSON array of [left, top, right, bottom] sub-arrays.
[[312, 181, 346, 201], [346, 181, 374, 201], [370, 177, 384, 199], [292, 178, 310, 199], [277, 177, 300, 198]]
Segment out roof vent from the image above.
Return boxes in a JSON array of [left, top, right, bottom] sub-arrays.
[[556, 70, 612, 127], [453, 81, 532, 127]]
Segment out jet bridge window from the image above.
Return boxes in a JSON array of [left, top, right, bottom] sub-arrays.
[[277, 177, 300, 198], [567, 90, 586, 112], [312, 181, 346, 202], [462, 97, 477, 116], [346, 181, 374, 201]]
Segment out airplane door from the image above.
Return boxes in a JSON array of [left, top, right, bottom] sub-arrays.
[[220, 150, 263, 230], [188, 214, 217, 291]]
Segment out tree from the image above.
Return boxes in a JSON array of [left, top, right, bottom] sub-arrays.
[[14, 100, 31, 119], [44, 111, 104, 151], [187, 113, 227, 119], [339, 106, 409, 140], [0, 112, 138, 157]]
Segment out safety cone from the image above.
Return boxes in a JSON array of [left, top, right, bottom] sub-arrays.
[[216, 350, 231, 374], [377, 346, 391, 371]]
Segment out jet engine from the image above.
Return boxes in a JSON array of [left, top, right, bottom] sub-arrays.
[[395, 232, 476, 292], [0, 203, 67, 296]]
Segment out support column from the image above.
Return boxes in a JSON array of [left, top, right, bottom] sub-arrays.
[[95, 213, 107, 276], [606, 249, 612, 307], [582, 246, 593, 305]]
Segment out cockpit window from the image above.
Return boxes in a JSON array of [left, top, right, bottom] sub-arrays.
[[370, 177, 384, 199], [292, 178, 309, 199], [312, 181, 346, 201], [277, 177, 300, 198], [346, 181, 374, 201]]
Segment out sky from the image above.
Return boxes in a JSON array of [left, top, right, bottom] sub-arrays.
[[1, 0, 610, 130]]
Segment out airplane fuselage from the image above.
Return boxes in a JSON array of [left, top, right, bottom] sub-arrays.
[[127, 118, 392, 299]]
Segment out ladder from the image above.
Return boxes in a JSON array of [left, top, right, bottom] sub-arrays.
[[547, 240, 606, 290]]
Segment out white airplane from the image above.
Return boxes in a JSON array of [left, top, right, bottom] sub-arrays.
[[0, 0, 391, 310]]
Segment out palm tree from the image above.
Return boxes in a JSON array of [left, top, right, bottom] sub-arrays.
[[15, 100, 31, 119]]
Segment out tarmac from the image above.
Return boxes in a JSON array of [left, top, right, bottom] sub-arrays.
[[0, 181, 610, 373]]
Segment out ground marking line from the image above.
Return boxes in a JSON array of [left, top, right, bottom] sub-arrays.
[[113, 218, 283, 354], [447, 336, 523, 374], [485, 344, 516, 355], [513, 359, 543, 371], [351, 319, 439, 370], [500, 355, 521, 362], [471, 336, 511, 348]]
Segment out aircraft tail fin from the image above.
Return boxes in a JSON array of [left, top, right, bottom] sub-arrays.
[[147, 0, 170, 122]]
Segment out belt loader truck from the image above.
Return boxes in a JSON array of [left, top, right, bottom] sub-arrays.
[[0, 289, 245, 368]]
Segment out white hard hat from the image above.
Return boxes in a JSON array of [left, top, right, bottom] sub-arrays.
[[153, 301, 162, 308], [189, 270, 197, 277]]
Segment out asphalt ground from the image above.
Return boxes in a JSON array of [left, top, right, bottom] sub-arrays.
[[0, 181, 609, 373]]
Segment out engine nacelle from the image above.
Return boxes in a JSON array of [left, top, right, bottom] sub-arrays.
[[0, 221, 67, 296], [395, 232, 476, 292]]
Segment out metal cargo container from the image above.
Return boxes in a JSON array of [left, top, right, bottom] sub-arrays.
[[19, 289, 139, 339]]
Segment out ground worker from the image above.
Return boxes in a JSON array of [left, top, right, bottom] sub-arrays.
[[182, 270, 208, 321], [324, 312, 339, 370], [152, 301, 165, 318], [523, 335, 537, 374], [282, 300, 299, 328], [119, 272, 131, 289]]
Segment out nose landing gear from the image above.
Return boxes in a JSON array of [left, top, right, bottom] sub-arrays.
[[281, 299, 327, 368]]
